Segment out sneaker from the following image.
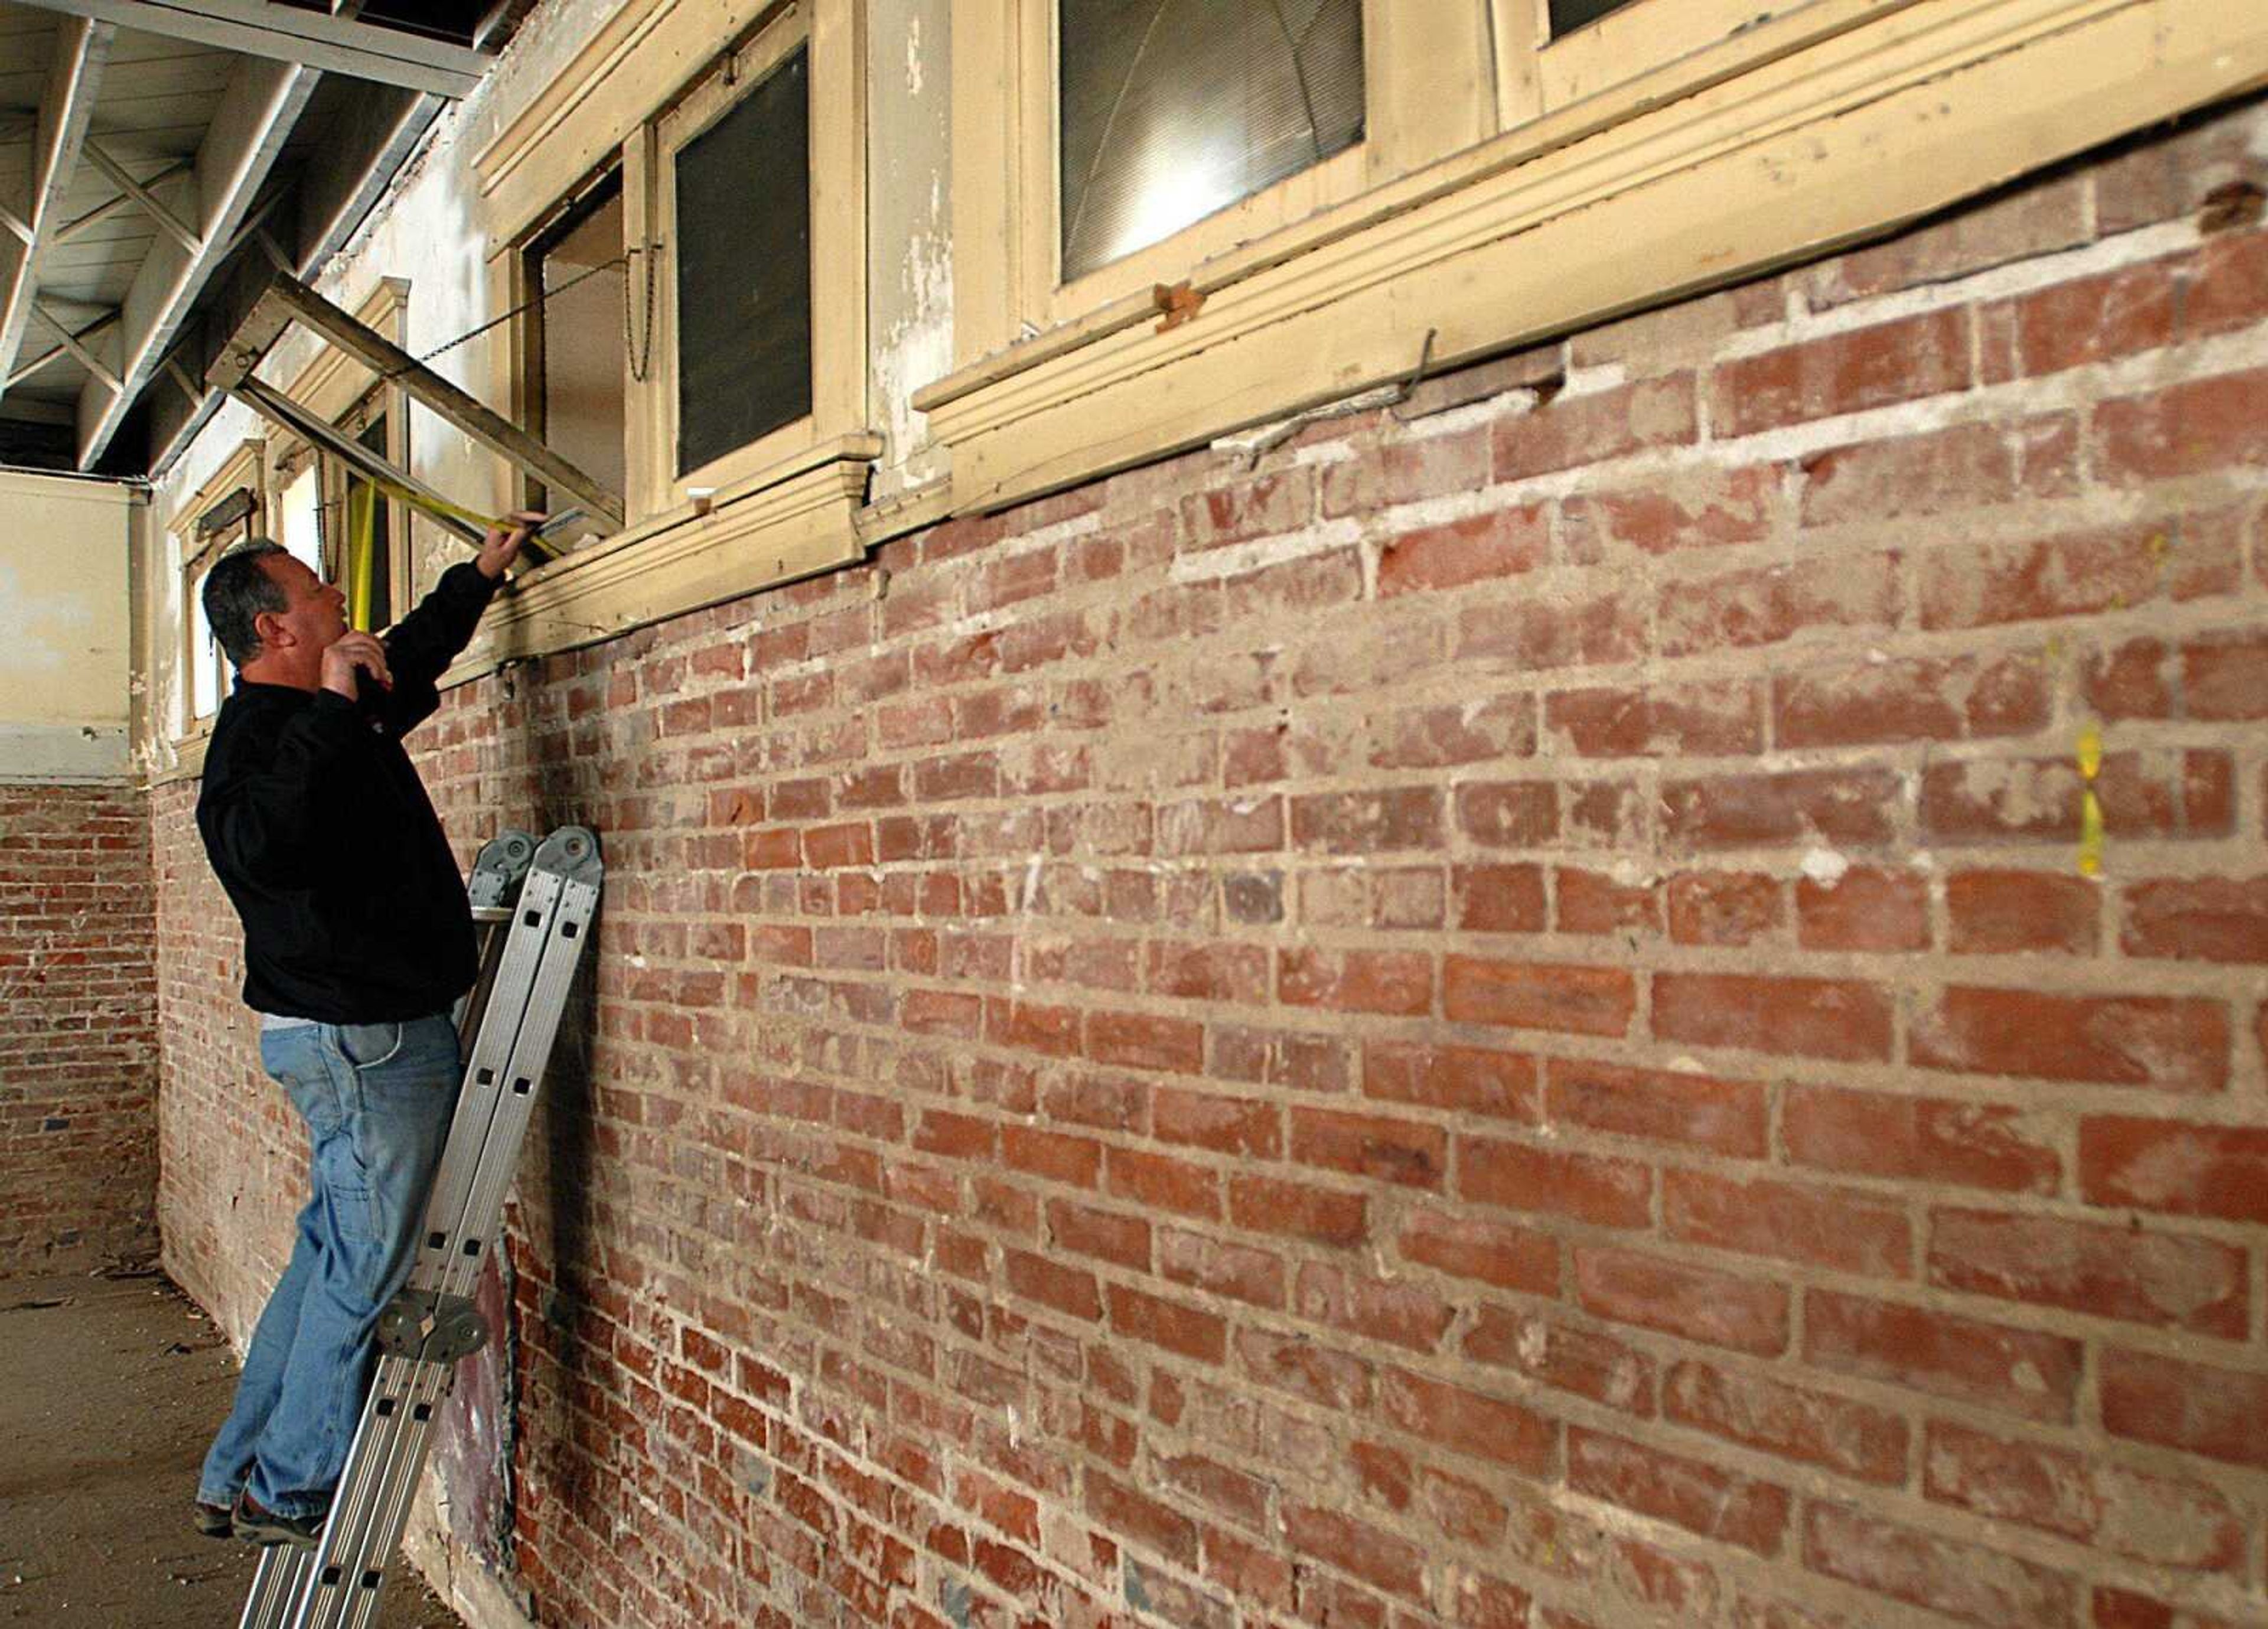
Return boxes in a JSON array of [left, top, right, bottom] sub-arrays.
[[232, 1490, 327, 1549], [194, 1500, 234, 1540]]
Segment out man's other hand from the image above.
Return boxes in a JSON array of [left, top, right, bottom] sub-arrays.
[[321, 631, 393, 701], [475, 511, 547, 581]]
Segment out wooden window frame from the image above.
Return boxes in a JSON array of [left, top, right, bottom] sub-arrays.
[[472, 0, 879, 662], [920, 0, 2263, 516], [172, 439, 267, 744]]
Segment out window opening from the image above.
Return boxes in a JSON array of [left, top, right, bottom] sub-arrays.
[[524, 172, 626, 552]]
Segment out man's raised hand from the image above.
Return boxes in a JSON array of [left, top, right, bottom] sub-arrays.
[[475, 511, 548, 581]]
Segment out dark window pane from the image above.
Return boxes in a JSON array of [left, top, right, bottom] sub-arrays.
[[1550, 0, 1640, 36], [1059, 0, 1363, 281], [675, 48, 812, 477]]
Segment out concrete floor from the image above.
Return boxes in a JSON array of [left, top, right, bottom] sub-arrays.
[[0, 1269, 465, 1628]]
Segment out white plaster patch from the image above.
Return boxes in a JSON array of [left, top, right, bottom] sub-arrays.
[[1802, 847, 1851, 887]]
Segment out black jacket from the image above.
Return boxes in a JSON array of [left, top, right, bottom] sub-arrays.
[[197, 562, 499, 1023]]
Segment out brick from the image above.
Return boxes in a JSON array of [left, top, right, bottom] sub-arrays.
[[1380, 1369, 1555, 1475], [1291, 788, 1444, 854], [1797, 866, 1929, 952], [1279, 948, 1434, 1016], [1296, 1262, 1455, 1354], [1179, 471, 1315, 549], [1455, 586, 1645, 670], [1546, 681, 1763, 758], [1462, 1137, 1651, 1229], [1363, 1041, 1538, 1122], [1397, 1207, 1559, 1295], [1658, 553, 1898, 657], [1494, 374, 1698, 479], [1544, 1058, 1768, 1158], [1107, 1284, 1227, 1363], [2100, 1348, 2268, 1471], [2079, 637, 2174, 720], [1466, 1305, 1656, 1415], [1784, 1086, 2060, 1194], [1667, 871, 1783, 946], [1918, 520, 2194, 630], [1913, 988, 2229, 1092], [1920, 750, 2233, 843], [2080, 1116, 2268, 1223], [1451, 862, 1548, 933], [2182, 628, 2268, 719], [1661, 767, 1902, 852], [1813, 177, 2088, 307], [1666, 1171, 1911, 1279], [1946, 870, 2100, 955], [1454, 781, 1559, 847], [1562, 465, 1778, 558], [1569, 1428, 1791, 1555], [1443, 956, 1635, 1037], [1322, 425, 1490, 517], [1291, 1108, 1448, 1190], [1370, 696, 1537, 768], [1923, 1420, 2243, 1571], [1654, 973, 1893, 1061], [1664, 1360, 1907, 1484], [1774, 654, 2049, 748], [1552, 866, 1661, 937], [1928, 1207, 2247, 1335], [1376, 507, 1549, 597], [1575, 1246, 1790, 1356], [1227, 1175, 1364, 1246], [1158, 1227, 1286, 1311], [1803, 1503, 2075, 1629], [2096, 369, 2268, 483], [1800, 422, 2018, 526], [1806, 1291, 2079, 1422], [2121, 875, 2268, 963], [1152, 1087, 1280, 1158], [1712, 310, 1969, 438]]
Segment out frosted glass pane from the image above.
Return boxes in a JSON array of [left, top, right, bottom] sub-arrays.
[[1058, 0, 1364, 279], [279, 465, 322, 576]]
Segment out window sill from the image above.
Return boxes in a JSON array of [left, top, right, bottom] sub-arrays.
[[447, 431, 884, 679], [915, 0, 2262, 512]]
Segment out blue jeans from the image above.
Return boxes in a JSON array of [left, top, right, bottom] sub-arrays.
[[198, 1014, 461, 1517]]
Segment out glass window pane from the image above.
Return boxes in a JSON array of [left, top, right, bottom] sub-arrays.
[[1549, 0, 1640, 36], [674, 48, 813, 478], [190, 585, 220, 720], [533, 177, 625, 550], [279, 464, 322, 576], [1058, 0, 1364, 281]]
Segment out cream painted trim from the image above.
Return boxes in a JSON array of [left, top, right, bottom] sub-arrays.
[[473, 0, 797, 253], [172, 437, 265, 741], [920, 0, 2267, 513]]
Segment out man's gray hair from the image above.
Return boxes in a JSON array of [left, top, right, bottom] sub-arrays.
[[200, 540, 290, 669]]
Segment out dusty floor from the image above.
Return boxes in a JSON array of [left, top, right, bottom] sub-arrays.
[[0, 1268, 466, 1628]]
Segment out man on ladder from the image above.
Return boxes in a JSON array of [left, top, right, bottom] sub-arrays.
[[188, 510, 541, 1549]]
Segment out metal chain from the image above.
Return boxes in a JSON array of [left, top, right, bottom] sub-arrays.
[[379, 253, 631, 380], [625, 243, 658, 383]]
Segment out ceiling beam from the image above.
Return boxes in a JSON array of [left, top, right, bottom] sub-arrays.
[[148, 82, 442, 477], [31, 302, 119, 387], [83, 139, 203, 255], [10, 308, 121, 387], [58, 158, 193, 242], [4, 0, 488, 97], [74, 53, 318, 468], [0, 19, 113, 414]]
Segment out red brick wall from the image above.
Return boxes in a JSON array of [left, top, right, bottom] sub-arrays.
[[157, 99, 2268, 1629], [1, 781, 158, 1275]]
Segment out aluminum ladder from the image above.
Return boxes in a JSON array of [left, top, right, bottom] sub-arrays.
[[239, 823, 603, 1629]]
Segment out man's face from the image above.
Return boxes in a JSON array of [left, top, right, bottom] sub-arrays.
[[256, 553, 348, 658]]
